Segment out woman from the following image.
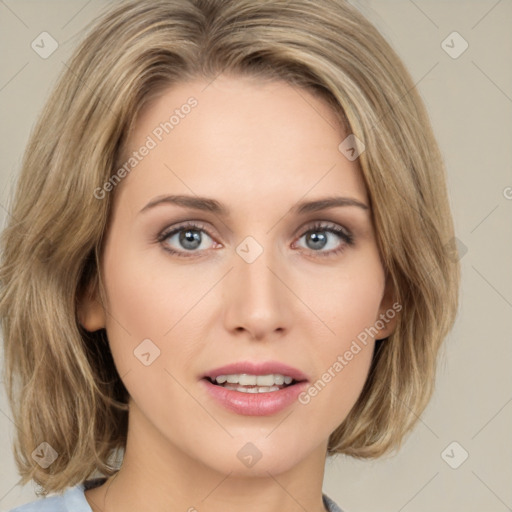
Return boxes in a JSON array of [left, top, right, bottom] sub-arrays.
[[0, 1, 460, 511]]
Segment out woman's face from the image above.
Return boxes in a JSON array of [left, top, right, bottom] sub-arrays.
[[81, 74, 396, 477]]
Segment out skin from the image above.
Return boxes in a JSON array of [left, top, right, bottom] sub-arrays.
[[80, 74, 397, 512]]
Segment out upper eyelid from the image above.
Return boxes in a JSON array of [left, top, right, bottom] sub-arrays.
[[157, 221, 211, 242], [158, 220, 353, 245], [158, 223, 352, 261]]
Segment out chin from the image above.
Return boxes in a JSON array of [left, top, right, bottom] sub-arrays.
[[191, 433, 318, 477]]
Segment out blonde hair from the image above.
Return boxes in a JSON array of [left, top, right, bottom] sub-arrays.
[[0, 0, 459, 495]]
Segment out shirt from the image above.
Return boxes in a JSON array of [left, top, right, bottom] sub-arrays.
[[9, 477, 344, 512]]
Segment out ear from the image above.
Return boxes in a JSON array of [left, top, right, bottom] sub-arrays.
[[374, 274, 400, 340], [77, 277, 106, 332]]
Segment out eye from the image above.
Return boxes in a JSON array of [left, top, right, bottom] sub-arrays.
[[156, 220, 354, 259], [294, 222, 354, 257], [157, 222, 217, 257]]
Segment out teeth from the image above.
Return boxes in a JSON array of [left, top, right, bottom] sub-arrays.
[[223, 384, 281, 393], [240, 374, 257, 386], [213, 373, 295, 387], [274, 375, 284, 385]]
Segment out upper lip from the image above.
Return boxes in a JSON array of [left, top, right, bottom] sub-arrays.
[[202, 361, 309, 382]]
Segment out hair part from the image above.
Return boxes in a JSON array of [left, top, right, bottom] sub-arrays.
[[0, 0, 459, 494]]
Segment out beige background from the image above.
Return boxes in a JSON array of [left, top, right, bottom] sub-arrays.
[[1, 1, 511, 511]]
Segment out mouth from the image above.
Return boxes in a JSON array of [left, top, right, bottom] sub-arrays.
[[204, 373, 305, 393], [200, 361, 309, 415]]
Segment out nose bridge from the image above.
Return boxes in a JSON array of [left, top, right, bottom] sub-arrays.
[[223, 232, 290, 338], [236, 233, 283, 303]]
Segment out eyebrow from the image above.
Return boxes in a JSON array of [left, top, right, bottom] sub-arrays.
[[139, 194, 369, 216]]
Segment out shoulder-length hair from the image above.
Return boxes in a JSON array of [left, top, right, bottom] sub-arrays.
[[0, 0, 459, 495]]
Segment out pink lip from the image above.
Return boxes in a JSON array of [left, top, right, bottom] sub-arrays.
[[200, 378, 309, 416], [201, 360, 309, 381], [200, 360, 309, 416]]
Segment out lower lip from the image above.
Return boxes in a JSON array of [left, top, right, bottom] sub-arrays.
[[200, 378, 309, 416]]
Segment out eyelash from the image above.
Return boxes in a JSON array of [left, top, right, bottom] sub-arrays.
[[156, 221, 354, 259]]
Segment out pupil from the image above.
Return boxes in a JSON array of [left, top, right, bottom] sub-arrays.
[[180, 229, 201, 250], [307, 231, 327, 250]]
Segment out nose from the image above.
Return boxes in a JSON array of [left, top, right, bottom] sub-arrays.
[[222, 241, 294, 341]]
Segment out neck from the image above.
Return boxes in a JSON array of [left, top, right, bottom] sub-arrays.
[[85, 400, 329, 512]]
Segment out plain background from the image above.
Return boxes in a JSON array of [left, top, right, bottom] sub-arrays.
[[0, 1, 511, 511]]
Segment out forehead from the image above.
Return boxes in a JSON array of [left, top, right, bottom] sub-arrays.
[[115, 75, 368, 212]]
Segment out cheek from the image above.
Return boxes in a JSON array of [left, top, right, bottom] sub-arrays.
[[99, 245, 199, 418], [99, 239, 178, 372], [303, 250, 385, 343], [99, 236, 217, 392], [101, 238, 194, 337], [294, 253, 384, 422]]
